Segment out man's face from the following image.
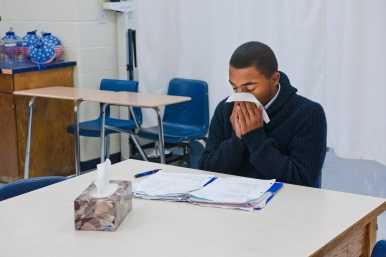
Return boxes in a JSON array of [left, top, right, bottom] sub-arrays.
[[229, 66, 280, 105]]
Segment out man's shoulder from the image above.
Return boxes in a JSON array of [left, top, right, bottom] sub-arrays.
[[286, 94, 326, 130], [292, 93, 325, 115], [214, 97, 233, 115]]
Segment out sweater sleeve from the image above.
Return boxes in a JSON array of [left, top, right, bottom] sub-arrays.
[[199, 102, 246, 174], [241, 105, 327, 186]]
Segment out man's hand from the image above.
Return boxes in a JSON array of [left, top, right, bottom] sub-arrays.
[[235, 102, 263, 136], [230, 103, 242, 138]]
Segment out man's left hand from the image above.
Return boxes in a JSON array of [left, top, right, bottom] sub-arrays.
[[235, 102, 264, 136]]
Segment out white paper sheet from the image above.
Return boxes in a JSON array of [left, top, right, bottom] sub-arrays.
[[190, 177, 275, 204], [134, 172, 215, 197]]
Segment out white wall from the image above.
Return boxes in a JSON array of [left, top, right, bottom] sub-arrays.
[[0, 0, 121, 161]]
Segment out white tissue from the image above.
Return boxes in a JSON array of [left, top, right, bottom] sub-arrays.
[[226, 92, 270, 123], [92, 159, 118, 198]]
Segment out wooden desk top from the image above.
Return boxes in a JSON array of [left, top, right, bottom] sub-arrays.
[[14, 86, 191, 108], [0, 159, 384, 257], [14, 86, 82, 100]]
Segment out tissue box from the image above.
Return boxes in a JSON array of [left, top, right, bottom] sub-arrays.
[[74, 180, 132, 231]]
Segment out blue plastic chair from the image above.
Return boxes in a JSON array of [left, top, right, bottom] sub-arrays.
[[0, 176, 66, 201], [67, 79, 142, 159], [138, 78, 209, 162], [372, 240, 386, 257], [316, 147, 331, 189]]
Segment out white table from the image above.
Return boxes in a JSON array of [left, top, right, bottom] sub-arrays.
[[0, 159, 385, 257], [13, 87, 190, 177]]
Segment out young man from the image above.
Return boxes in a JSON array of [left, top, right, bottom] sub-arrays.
[[199, 41, 327, 187]]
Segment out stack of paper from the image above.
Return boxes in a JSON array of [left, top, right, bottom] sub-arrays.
[[189, 177, 278, 211], [134, 172, 216, 201], [134, 172, 283, 211]]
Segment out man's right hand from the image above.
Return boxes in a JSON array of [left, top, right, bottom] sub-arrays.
[[230, 103, 242, 138]]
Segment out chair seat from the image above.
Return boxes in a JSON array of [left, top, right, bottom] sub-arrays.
[[67, 118, 137, 137], [138, 122, 206, 144]]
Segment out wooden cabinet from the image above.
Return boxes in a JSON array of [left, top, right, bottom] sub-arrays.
[[0, 93, 19, 181], [0, 62, 76, 182]]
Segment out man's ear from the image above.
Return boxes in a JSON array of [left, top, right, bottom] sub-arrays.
[[272, 71, 280, 85]]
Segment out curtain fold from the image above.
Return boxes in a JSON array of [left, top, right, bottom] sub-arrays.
[[136, 0, 386, 165]]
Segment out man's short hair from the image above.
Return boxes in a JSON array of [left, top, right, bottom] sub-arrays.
[[230, 41, 278, 78]]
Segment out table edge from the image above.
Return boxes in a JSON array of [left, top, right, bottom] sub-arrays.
[[309, 200, 386, 257], [13, 87, 192, 108]]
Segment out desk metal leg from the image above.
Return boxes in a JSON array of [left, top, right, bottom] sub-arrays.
[[128, 106, 148, 161], [100, 103, 108, 163], [154, 107, 165, 164], [129, 134, 149, 162], [24, 97, 36, 179], [74, 100, 82, 176], [129, 107, 140, 128], [106, 136, 110, 160], [104, 124, 148, 162]]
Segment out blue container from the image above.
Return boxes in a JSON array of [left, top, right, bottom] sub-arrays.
[[41, 32, 61, 46], [2, 30, 20, 42], [42, 32, 64, 61], [22, 30, 40, 59], [29, 39, 56, 64], [2, 28, 23, 62], [23, 30, 40, 47]]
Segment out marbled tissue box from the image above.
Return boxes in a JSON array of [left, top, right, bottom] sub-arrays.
[[74, 180, 132, 231]]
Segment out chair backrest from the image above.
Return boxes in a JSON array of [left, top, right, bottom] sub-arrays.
[[314, 174, 321, 188], [99, 79, 142, 124], [0, 176, 66, 201], [372, 240, 386, 257], [163, 78, 209, 134]]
